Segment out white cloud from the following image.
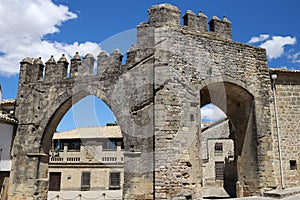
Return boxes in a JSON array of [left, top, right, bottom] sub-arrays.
[[0, 0, 101, 76], [288, 52, 300, 63], [259, 36, 296, 59], [201, 104, 227, 122], [248, 34, 270, 44]]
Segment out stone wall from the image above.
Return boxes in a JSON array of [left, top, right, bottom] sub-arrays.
[[269, 69, 300, 189], [148, 4, 275, 198]]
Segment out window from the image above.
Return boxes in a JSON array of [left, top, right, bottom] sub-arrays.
[[68, 139, 81, 151], [53, 140, 63, 152], [214, 143, 223, 156], [109, 172, 120, 189], [290, 160, 297, 170], [103, 139, 117, 150], [215, 162, 224, 180], [102, 138, 123, 150], [81, 172, 91, 191], [215, 143, 223, 151]]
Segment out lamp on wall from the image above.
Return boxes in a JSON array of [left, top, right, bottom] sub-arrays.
[[271, 73, 285, 189]]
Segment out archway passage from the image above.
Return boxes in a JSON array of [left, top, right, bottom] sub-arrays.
[[201, 82, 259, 198], [43, 95, 124, 199]]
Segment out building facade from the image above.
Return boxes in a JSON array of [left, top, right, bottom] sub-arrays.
[[0, 99, 17, 200], [48, 126, 124, 199], [201, 119, 235, 197], [269, 68, 300, 189]]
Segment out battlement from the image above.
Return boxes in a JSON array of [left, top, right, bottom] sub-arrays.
[[146, 3, 232, 39], [19, 50, 124, 84], [18, 4, 233, 84]]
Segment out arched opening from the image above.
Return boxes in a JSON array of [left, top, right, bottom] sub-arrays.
[[40, 94, 124, 199], [200, 82, 258, 198]]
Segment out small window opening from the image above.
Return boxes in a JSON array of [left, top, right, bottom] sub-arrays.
[[290, 160, 297, 170], [215, 143, 223, 151], [214, 143, 223, 156]]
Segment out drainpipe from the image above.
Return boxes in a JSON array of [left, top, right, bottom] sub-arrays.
[[271, 74, 285, 189]]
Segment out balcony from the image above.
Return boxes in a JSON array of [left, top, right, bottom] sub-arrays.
[[49, 145, 124, 164]]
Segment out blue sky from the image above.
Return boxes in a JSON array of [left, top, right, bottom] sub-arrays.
[[0, 0, 300, 131]]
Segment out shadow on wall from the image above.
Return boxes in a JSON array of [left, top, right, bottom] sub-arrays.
[[224, 156, 237, 197]]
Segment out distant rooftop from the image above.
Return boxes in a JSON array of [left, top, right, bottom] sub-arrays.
[[269, 68, 300, 73], [53, 126, 122, 139], [1, 99, 15, 105], [0, 98, 16, 124]]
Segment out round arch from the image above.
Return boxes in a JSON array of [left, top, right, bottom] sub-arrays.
[[34, 90, 126, 198], [200, 79, 259, 197]]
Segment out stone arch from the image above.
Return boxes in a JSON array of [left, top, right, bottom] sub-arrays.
[[200, 79, 260, 197], [40, 90, 118, 154], [41, 91, 89, 154], [199, 75, 257, 99], [34, 91, 125, 197]]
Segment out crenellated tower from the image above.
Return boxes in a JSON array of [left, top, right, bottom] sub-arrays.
[[146, 3, 232, 39]]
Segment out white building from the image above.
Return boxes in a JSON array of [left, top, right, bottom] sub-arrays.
[[0, 99, 17, 199], [201, 118, 235, 198], [48, 126, 124, 200]]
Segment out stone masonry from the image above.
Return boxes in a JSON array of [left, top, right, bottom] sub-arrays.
[[7, 3, 300, 200], [269, 69, 300, 189]]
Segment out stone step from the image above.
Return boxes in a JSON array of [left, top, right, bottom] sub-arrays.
[[203, 187, 231, 198], [264, 187, 300, 199]]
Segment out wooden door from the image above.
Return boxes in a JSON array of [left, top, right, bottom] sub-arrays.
[[49, 172, 61, 191]]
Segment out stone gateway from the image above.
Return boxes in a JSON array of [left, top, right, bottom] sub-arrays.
[[7, 4, 300, 200]]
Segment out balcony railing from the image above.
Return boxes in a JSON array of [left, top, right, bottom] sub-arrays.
[[49, 148, 124, 163], [67, 157, 80, 162], [50, 157, 63, 162], [102, 157, 117, 162]]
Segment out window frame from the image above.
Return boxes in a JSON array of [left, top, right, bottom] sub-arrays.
[[109, 172, 121, 190], [103, 139, 117, 151], [67, 139, 81, 152], [81, 171, 91, 191]]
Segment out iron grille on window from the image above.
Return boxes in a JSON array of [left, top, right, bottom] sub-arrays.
[[81, 172, 91, 191], [109, 172, 120, 189]]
